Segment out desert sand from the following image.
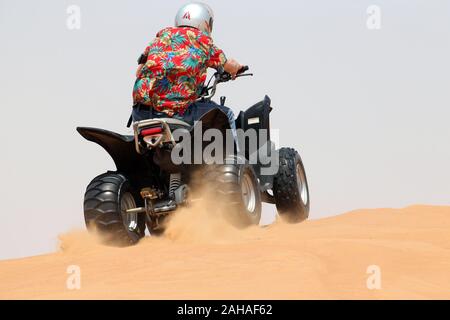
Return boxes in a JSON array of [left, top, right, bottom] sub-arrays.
[[1, 205, 450, 300]]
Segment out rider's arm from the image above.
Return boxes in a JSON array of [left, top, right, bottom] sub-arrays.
[[206, 44, 227, 69], [207, 45, 242, 79]]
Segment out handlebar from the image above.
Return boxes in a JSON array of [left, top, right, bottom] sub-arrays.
[[238, 65, 249, 74], [198, 65, 253, 101], [217, 65, 252, 83]]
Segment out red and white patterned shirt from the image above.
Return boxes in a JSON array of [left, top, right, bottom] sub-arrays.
[[133, 26, 227, 116]]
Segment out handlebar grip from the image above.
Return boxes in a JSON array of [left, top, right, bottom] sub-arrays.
[[237, 65, 249, 75]]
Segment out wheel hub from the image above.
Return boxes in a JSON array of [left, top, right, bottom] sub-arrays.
[[121, 192, 138, 231], [296, 164, 308, 205], [241, 172, 257, 213]]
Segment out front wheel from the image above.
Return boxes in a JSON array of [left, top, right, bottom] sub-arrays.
[[83, 172, 146, 246], [273, 148, 310, 223]]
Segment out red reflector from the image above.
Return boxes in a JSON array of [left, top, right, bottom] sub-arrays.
[[141, 127, 163, 136]]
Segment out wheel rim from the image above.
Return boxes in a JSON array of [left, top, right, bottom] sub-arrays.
[[120, 192, 138, 231], [241, 172, 257, 213], [296, 163, 308, 205]]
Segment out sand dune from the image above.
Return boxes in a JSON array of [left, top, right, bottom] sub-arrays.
[[1, 205, 450, 300]]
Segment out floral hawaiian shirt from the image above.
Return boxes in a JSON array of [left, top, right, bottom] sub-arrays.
[[132, 27, 227, 116]]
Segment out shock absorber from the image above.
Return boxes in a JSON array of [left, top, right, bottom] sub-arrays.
[[169, 173, 181, 200]]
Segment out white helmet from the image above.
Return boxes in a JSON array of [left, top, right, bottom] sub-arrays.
[[175, 2, 214, 34]]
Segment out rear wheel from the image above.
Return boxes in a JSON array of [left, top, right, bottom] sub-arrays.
[[273, 148, 310, 223], [83, 172, 146, 246], [203, 159, 262, 228]]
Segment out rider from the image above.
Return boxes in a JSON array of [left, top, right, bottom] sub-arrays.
[[130, 2, 243, 132]]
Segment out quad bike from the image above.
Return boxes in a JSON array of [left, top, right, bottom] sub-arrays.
[[77, 66, 310, 246]]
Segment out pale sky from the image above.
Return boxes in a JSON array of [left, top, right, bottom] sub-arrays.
[[1, 0, 449, 259]]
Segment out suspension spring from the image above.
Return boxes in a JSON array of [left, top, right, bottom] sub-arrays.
[[169, 173, 181, 199]]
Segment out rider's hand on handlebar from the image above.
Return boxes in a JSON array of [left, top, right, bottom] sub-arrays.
[[224, 58, 243, 80]]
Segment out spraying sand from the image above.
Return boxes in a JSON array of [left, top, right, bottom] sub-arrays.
[[1, 205, 450, 299]]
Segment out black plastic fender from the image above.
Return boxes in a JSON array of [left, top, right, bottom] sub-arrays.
[[76, 127, 150, 175]]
